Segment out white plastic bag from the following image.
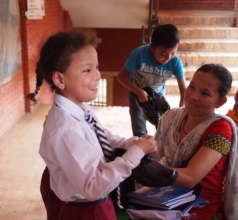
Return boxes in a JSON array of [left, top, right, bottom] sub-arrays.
[[127, 208, 183, 220]]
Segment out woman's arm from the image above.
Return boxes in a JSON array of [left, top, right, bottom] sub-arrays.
[[174, 119, 232, 188], [174, 146, 223, 188]]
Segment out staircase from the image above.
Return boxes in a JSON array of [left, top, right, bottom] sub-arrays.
[[159, 10, 238, 95]]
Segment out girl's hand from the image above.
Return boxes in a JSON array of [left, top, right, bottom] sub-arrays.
[[134, 135, 157, 155]]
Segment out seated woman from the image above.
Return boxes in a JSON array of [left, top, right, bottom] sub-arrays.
[[149, 64, 233, 219]]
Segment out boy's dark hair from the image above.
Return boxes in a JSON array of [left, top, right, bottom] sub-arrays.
[[196, 64, 232, 96], [151, 24, 180, 48], [27, 30, 98, 102]]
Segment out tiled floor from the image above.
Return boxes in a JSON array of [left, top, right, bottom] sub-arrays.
[[0, 96, 234, 220], [0, 105, 48, 220]]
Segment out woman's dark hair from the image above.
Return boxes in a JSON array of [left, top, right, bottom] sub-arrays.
[[196, 64, 232, 96], [151, 24, 180, 48], [27, 30, 98, 102]]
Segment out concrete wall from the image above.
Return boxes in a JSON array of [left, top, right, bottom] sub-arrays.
[[60, 0, 149, 28]]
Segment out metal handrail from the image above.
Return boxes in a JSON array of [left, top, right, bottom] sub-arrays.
[[234, 0, 238, 26], [142, 0, 159, 44]]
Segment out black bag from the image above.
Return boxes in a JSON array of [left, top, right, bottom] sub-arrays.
[[132, 156, 178, 187], [110, 149, 178, 210], [139, 87, 170, 127]]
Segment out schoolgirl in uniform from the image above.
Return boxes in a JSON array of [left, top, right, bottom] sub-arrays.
[[28, 30, 157, 220]]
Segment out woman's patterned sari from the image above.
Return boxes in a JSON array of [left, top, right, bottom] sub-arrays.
[[154, 108, 238, 220]]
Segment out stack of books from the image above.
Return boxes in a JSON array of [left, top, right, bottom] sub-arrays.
[[128, 186, 197, 210]]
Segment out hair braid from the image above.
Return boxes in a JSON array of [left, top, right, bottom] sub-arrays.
[[26, 62, 45, 102]]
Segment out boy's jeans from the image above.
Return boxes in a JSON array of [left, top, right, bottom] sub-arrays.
[[129, 92, 170, 137], [129, 92, 148, 137]]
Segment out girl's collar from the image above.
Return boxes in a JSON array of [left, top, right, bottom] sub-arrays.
[[54, 94, 90, 121]]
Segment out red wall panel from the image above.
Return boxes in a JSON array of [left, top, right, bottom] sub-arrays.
[[96, 28, 142, 71], [96, 28, 142, 106], [24, 0, 72, 112]]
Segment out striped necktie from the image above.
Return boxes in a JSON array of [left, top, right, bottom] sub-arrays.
[[85, 111, 114, 161], [85, 111, 125, 209]]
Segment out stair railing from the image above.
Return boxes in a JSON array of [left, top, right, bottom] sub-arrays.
[[142, 0, 159, 44], [234, 0, 238, 26]]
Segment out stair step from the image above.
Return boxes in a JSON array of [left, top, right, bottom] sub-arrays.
[[159, 15, 235, 27], [156, 10, 238, 96], [179, 39, 238, 52], [158, 10, 235, 26], [184, 66, 238, 80], [178, 51, 238, 66], [166, 78, 237, 95], [178, 26, 238, 39], [158, 10, 235, 17]]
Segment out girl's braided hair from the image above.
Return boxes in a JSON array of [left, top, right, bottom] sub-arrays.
[[27, 30, 98, 102]]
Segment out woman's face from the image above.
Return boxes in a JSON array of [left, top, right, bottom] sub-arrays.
[[185, 71, 225, 117]]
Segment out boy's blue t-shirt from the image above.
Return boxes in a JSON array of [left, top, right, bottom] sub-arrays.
[[125, 45, 184, 95]]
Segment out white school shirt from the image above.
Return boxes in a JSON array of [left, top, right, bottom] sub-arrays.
[[39, 94, 145, 202]]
